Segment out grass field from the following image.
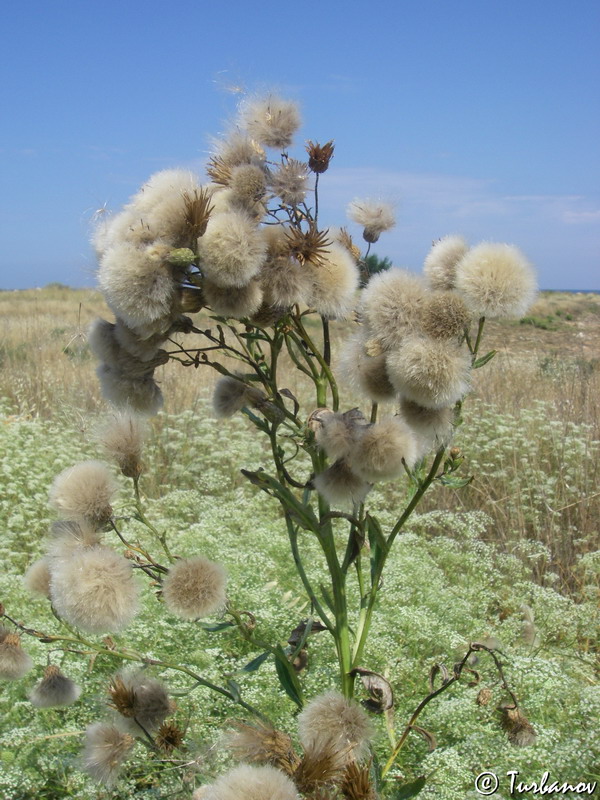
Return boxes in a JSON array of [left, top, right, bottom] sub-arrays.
[[0, 287, 598, 799]]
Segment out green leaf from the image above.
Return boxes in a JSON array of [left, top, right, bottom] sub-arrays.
[[197, 621, 236, 632], [439, 474, 473, 489], [238, 651, 271, 674], [273, 645, 304, 708], [366, 514, 388, 582], [473, 350, 497, 368], [394, 776, 427, 798], [241, 408, 270, 433]]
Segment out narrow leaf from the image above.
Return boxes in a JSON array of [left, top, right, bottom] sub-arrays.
[[273, 645, 304, 708], [197, 621, 236, 632], [239, 651, 271, 674], [473, 350, 497, 369], [394, 776, 427, 798]]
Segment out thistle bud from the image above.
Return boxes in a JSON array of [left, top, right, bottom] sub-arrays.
[[306, 140, 335, 174]]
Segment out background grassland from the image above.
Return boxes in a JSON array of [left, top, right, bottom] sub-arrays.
[[0, 287, 599, 799]]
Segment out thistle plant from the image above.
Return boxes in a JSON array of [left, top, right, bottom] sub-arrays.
[[1, 93, 541, 797]]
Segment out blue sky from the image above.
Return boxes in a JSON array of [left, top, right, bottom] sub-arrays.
[[1, 0, 598, 290]]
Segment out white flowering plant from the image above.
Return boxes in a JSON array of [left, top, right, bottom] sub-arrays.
[[1, 93, 543, 798]]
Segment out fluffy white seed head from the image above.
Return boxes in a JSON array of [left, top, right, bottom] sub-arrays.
[[269, 159, 309, 206], [212, 376, 265, 418], [399, 398, 455, 457], [297, 690, 372, 765], [162, 556, 227, 620], [207, 764, 299, 800], [259, 226, 312, 308], [81, 722, 134, 787], [29, 665, 82, 707], [50, 544, 140, 634], [131, 169, 203, 245], [203, 278, 264, 319], [110, 670, 173, 734], [96, 410, 147, 478], [49, 460, 117, 525], [360, 268, 427, 350], [46, 519, 104, 563], [0, 631, 33, 680], [423, 235, 469, 291], [97, 364, 164, 416], [339, 332, 397, 402], [421, 291, 472, 340], [198, 210, 267, 288], [306, 242, 359, 320], [313, 460, 371, 509], [455, 242, 537, 318], [348, 417, 418, 482], [229, 164, 268, 211], [347, 199, 396, 243], [211, 131, 267, 170], [314, 408, 368, 462], [239, 95, 302, 150], [23, 558, 52, 598], [386, 335, 471, 409], [98, 241, 178, 336], [113, 318, 168, 361], [92, 206, 157, 257]]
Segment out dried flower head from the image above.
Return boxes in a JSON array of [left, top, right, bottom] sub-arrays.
[[421, 291, 472, 340], [0, 630, 33, 680], [198, 209, 267, 288], [29, 664, 82, 707], [156, 721, 185, 753], [109, 671, 172, 733], [23, 558, 52, 598], [50, 544, 140, 634], [336, 227, 362, 262], [341, 761, 376, 800], [97, 364, 164, 416], [359, 268, 427, 351], [270, 159, 310, 206], [240, 95, 302, 150], [455, 242, 537, 319], [423, 235, 469, 291], [227, 720, 299, 775], [306, 140, 334, 174], [386, 335, 471, 410], [181, 187, 214, 242], [339, 333, 397, 402], [208, 764, 299, 800], [97, 411, 147, 478], [348, 417, 418, 483], [162, 556, 227, 620], [306, 242, 360, 320], [203, 278, 264, 319], [212, 376, 265, 418], [499, 705, 537, 746], [49, 460, 117, 525], [399, 398, 454, 456], [313, 460, 371, 509], [347, 199, 396, 243], [285, 225, 332, 269], [81, 722, 134, 786], [298, 690, 372, 765]]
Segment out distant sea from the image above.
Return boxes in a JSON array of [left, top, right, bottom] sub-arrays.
[[544, 289, 599, 293]]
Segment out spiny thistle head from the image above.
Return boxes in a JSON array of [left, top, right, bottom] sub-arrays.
[[81, 722, 134, 787], [97, 411, 147, 479], [108, 670, 173, 733], [285, 225, 332, 269], [155, 721, 185, 754], [341, 761, 376, 800], [240, 94, 302, 150], [0, 630, 33, 680], [347, 198, 396, 243], [226, 720, 299, 775], [48, 460, 117, 525], [306, 139, 334, 173], [455, 242, 537, 319], [182, 187, 214, 242], [29, 664, 82, 708], [161, 556, 227, 620], [423, 234, 469, 291], [50, 544, 140, 634], [297, 690, 373, 765]]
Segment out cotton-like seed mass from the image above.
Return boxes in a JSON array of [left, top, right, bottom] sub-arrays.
[[348, 417, 417, 483], [240, 95, 302, 150], [162, 556, 227, 620], [315, 408, 368, 462], [421, 291, 472, 340], [313, 460, 371, 509], [269, 159, 309, 206], [207, 764, 299, 800], [0, 631, 33, 680], [113, 319, 170, 362], [229, 164, 267, 207], [339, 332, 397, 402], [98, 241, 179, 337], [97, 410, 147, 478], [132, 170, 203, 245], [110, 670, 172, 734], [49, 460, 117, 525], [211, 131, 266, 170], [259, 226, 312, 308], [50, 544, 139, 634], [212, 376, 264, 418], [203, 278, 264, 319], [23, 558, 52, 598], [306, 242, 359, 320], [46, 519, 103, 564], [92, 206, 157, 258], [81, 722, 134, 786], [347, 198, 395, 243], [399, 398, 454, 456], [360, 268, 427, 350], [386, 335, 471, 410], [97, 364, 164, 416], [88, 319, 169, 380], [29, 665, 82, 707], [198, 210, 267, 288], [455, 242, 537, 318], [297, 690, 372, 765], [423, 235, 469, 291]]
